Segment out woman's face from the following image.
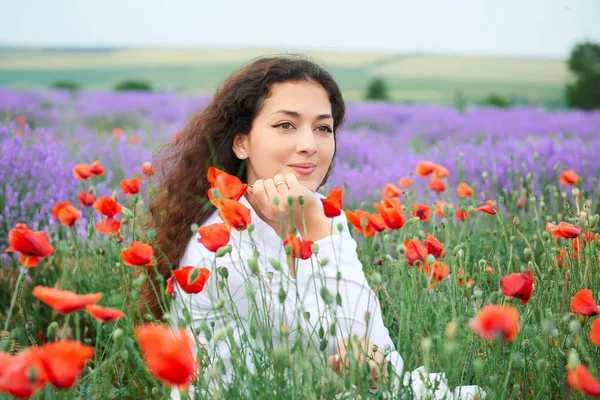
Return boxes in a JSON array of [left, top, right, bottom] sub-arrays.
[[233, 80, 335, 192]]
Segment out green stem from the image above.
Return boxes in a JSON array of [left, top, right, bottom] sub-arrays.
[[3, 269, 26, 333], [62, 313, 72, 339]]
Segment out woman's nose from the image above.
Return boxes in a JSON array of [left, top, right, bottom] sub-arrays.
[[296, 127, 318, 155]]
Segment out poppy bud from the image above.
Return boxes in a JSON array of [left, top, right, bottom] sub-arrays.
[[298, 196, 304, 206], [190, 223, 199, 233], [337, 223, 344, 232], [122, 207, 134, 218], [248, 258, 260, 275], [278, 287, 287, 303], [268, 258, 282, 271], [567, 349, 579, 370], [568, 319, 580, 334], [536, 359, 547, 372], [273, 197, 280, 206], [473, 358, 484, 373], [311, 244, 319, 255], [590, 214, 599, 228], [216, 245, 232, 258], [247, 224, 255, 233], [47, 321, 59, 341], [211, 188, 220, 200], [320, 287, 332, 305]]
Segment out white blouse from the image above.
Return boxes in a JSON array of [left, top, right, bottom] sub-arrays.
[[169, 192, 484, 399]]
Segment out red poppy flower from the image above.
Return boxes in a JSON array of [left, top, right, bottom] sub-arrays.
[[218, 198, 252, 231], [86, 305, 125, 322], [456, 183, 474, 198], [34, 340, 94, 389], [570, 289, 600, 316], [321, 187, 343, 217], [591, 318, 600, 346], [73, 164, 91, 180], [93, 196, 122, 218], [516, 196, 526, 208], [95, 218, 121, 234], [172, 267, 211, 294], [283, 234, 314, 260], [345, 209, 386, 237], [457, 267, 475, 288], [411, 203, 430, 222], [415, 161, 437, 177], [78, 192, 97, 207], [89, 160, 104, 176], [207, 166, 248, 207], [556, 247, 567, 267], [0, 349, 48, 398], [374, 197, 405, 230], [16, 115, 27, 125], [424, 233, 444, 258], [475, 200, 496, 214], [112, 127, 123, 138], [546, 222, 581, 239], [469, 304, 519, 342], [382, 183, 402, 199], [130, 135, 139, 144], [398, 177, 413, 187], [435, 201, 453, 217], [120, 177, 141, 195], [51, 201, 81, 227], [165, 277, 175, 295], [418, 261, 450, 281], [500, 270, 534, 304], [4, 223, 54, 267], [485, 265, 493, 275], [567, 364, 600, 396], [433, 164, 449, 178], [142, 161, 155, 176], [197, 223, 231, 252], [135, 324, 197, 387], [403, 239, 428, 266], [560, 170, 579, 185], [120, 241, 154, 266], [455, 207, 470, 221], [428, 175, 445, 193], [32, 286, 102, 314]]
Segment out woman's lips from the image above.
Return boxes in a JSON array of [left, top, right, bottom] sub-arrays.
[[290, 166, 316, 176]]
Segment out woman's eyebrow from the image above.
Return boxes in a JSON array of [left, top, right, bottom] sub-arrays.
[[270, 110, 333, 120]]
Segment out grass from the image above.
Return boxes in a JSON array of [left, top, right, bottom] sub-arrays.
[[0, 104, 599, 398], [0, 47, 569, 104]]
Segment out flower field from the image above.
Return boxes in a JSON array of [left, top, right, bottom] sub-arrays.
[[1, 87, 600, 399]]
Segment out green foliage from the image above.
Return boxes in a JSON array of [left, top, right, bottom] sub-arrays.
[[480, 93, 511, 108], [51, 80, 81, 91], [364, 77, 390, 101], [113, 79, 153, 92], [566, 41, 600, 110]]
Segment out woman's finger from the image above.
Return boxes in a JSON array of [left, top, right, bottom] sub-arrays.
[[251, 179, 268, 212], [263, 179, 283, 216]]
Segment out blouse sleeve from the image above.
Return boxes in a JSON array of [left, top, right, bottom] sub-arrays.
[[291, 211, 405, 378]]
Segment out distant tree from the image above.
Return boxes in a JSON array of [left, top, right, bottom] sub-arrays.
[[566, 41, 600, 110], [453, 90, 467, 114], [364, 77, 390, 101], [51, 80, 81, 91], [114, 79, 153, 92], [480, 94, 511, 108]]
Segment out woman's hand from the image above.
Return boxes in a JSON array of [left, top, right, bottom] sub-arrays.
[[328, 335, 391, 390], [248, 173, 327, 230]]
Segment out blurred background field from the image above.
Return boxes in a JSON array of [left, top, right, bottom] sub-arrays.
[[0, 47, 570, 104]]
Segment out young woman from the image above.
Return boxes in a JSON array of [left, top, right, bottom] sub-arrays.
[[143, 55, 484, 399]]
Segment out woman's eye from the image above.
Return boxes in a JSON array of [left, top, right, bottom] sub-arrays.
[[276, 122, 294, 130], [317, 125, 333, 133]]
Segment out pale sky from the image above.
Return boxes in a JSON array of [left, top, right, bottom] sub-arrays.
[[1, 0, 599, 58]]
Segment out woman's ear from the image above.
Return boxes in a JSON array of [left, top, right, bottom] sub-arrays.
[[232, 134, 249, 159]]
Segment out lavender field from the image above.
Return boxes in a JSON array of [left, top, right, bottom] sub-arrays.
[[1, 88, 599, 246], [1, 87, 600, 399]]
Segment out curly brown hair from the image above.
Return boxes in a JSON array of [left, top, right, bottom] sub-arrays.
[[140, 54, 347, 318]]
